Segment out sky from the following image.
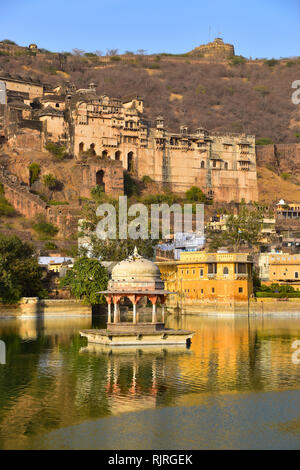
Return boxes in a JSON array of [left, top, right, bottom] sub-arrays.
[[0, 0, 299, 58]]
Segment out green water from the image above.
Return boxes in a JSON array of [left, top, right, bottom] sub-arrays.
[[1, 314, 300, 449]]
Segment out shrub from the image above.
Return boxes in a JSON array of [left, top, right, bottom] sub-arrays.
[[44, 241, 58, 250], [33, 218, 59, 238], [186, 186, 207, 202], [49, 200, 69, 205], [255, 138, 274, 146], [110, 56, 121, 61], [28, 162, 40, 185], [281, 172, 291, 180], [45, 142, 67, 160], [2, 39, 17, 45], [43, 173, 57, 190], [264, 58, 279, 67], [142, 175, 153, 185], [0, 195, 15, 216], [228, 55, 246, 66], [91, 185, 105, 201], [124, 172, 140, 197], [253, 85, 269, 96], [148, 63, 160, 69]]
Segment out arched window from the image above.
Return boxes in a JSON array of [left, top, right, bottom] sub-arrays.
[[102, 150, 108, 159], [223, 267, 229, 276], [96, 170, 105, 192], [79, 142, 84, 154], [90, 143, 96, 156], [224, 162, 228, 170], [115, 150, 121, 161], [201, 161, 205, 169], [127, 152, 134, 172]]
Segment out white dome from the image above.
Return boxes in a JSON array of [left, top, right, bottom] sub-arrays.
[[109, 247, 164, 291]]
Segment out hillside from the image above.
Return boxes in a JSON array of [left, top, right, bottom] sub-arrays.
[[1, 45, 300, 143], [1, 42, 300, 209]]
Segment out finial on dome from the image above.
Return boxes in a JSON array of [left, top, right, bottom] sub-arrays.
[[133, 246, 139, 259]]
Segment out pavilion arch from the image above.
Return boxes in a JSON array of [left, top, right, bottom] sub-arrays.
[[127, 151, 134, 173], [96, 169, 105, 192]]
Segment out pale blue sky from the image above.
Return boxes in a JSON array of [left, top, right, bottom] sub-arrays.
[[0, 0, 299, 58]]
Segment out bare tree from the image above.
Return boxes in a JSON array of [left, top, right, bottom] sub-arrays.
[[72, 48, 85, 56], [106, 49, 119, 56]]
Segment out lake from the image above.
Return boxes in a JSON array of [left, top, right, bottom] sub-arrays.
[[0, 313, 300, 449]]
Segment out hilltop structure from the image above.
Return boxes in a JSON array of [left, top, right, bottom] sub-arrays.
[[0, 73, 258, 203], [190, 37, 235, 58]]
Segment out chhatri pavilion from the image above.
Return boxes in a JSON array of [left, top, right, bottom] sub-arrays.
[[80, 248, 194, 346]]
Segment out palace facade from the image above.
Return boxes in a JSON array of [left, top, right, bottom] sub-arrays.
[[0, 75, 258, 202]]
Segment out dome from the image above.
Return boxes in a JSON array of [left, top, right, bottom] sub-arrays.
[[109, 247, 164, 292]]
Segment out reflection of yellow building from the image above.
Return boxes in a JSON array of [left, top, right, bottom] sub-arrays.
[[157, 252, 253, 308], [266, 253, 300, 290]]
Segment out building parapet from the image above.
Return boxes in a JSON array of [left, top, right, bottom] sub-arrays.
[[179, 251, 253, 264]]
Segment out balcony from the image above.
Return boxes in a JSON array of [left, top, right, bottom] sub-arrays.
[[207, 273, 217, 280], [235, 273, 248, 280]]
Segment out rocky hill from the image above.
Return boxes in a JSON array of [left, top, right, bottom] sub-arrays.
[[1, 44, 300, 143]]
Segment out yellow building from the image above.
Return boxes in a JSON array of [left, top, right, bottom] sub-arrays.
[[157, 252, 253, 308], [267, 253, 300, 290]]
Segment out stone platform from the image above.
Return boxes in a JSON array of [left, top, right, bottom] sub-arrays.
[[80, 323, 194, 346]]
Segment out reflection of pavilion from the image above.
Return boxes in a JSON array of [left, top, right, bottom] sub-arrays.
[[80, 248, 194, 346], [80, 343, 192, 414]]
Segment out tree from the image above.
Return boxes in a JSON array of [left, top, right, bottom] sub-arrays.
[[186, 186, 207, 202], [90, 237, 156, 262], [60, 258, 109, 305], [207, 204, 264, 252], [0, 235, 46, 303], [43, 173, 57, 190], [106, 49, 119, 56], [44, 143, 67, 160], [28, 163, 40, 185]]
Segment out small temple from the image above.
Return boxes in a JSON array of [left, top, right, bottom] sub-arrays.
[[80, 248, 194, 346]]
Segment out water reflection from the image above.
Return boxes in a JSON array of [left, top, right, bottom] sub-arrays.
[[0, 314, 300, 449]]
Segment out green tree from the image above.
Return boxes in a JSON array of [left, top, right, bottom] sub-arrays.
[[208, 204, 264, 251], [186, 186, 207, 202], [0, 235, 46, 303], [28, 163, 40, 185], [90, 237, 156, 261], [60, 258, 109, 304], [43, 173, 57, 190], [44, 142, 67, 160]]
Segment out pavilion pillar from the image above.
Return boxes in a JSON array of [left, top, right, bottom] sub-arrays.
[[133, 303, 137, 324], [113, 302, 119, 323], [161, 305, 165, 323], [152, 303, 157, 323], [107, 303, 112, 324]]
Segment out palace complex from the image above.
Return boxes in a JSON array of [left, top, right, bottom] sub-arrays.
[[0, 73, 258, 203]]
